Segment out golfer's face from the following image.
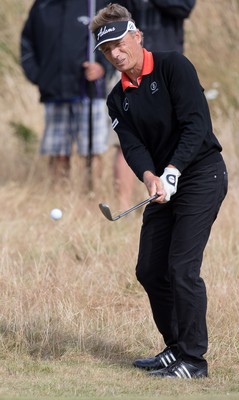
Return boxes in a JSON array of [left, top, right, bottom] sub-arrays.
[[100, 31, 142, 72]]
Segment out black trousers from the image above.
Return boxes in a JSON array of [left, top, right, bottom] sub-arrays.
[[136, 159, 228, 365]]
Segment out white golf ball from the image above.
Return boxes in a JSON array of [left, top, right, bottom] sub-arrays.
[[50, 208, 62, 221]]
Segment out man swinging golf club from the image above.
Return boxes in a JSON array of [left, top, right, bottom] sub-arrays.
[[92, 4, 228, 378]]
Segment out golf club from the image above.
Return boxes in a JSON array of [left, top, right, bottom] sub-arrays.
[[99, 194, 159, 221]]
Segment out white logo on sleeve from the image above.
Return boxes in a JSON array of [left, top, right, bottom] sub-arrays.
[[112, 118, 119, 129]]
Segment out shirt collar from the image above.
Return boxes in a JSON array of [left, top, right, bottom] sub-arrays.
[[121, 49, 154, 91]]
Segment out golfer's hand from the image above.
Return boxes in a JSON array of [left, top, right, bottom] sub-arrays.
[[82, 61, 105, 81], [143, 171, 165, 203], [159, 167, 181, 202]]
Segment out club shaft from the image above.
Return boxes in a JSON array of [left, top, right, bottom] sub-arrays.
[[115, 194, 158, 219]]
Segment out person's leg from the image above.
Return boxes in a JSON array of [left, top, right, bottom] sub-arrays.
[[41, 103, 72, 180], [114, 146, 136, 209], [169, 161, 228, 366], [135, 161, 227, 368], [77, 98, 109, 192], [49, 155, 70, 178], [136, 202, 178, 348]]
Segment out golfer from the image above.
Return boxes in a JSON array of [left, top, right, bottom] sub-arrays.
[[91, 4, 228, 378]]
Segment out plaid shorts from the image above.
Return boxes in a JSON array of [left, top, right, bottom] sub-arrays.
[[40, 99, 109, 156]]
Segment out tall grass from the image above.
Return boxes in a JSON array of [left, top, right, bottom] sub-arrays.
[[0, 165, 237, 360], [0, 0, 238, 397]]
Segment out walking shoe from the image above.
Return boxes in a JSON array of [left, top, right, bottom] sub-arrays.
[[133, 347, 177, 370], [149, 359, 208, 378]]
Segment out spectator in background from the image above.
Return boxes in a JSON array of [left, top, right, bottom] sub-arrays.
[[20, 0, 110, 192], [110, 0, 196, 208], [117, 0, 196, 53]]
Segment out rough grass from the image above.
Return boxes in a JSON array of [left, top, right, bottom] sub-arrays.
[[0, 0, 238, 398]]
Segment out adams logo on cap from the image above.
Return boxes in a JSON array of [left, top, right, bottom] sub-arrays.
[[94, 20, 137, 51], [97, 26, 116, 41]]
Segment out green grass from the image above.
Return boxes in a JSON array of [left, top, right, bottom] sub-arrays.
[[0, 354, 238, 399]]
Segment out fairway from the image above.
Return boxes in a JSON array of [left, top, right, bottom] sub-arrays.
[[1, 394, 239, 400]]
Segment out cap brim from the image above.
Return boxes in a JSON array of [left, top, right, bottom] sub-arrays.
[[93, 21, 136, 51]]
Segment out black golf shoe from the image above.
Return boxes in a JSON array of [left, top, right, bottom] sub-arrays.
[[149, 359, 208, 378], [133, 347, 178, 370]]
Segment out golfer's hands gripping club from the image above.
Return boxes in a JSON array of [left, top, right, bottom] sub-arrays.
[[143, 166, 181, 203], [160, 167, 181, 201]]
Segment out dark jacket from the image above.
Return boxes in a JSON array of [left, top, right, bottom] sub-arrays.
[[116, 0, 196, 53], [20, 0, 109, 102], [107, 51, 222, 180]]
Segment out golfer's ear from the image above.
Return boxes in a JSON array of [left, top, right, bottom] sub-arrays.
[[135, 30, 142, 45]]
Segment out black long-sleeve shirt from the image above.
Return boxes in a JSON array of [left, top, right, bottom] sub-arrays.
[[107, 51, 222, 180]]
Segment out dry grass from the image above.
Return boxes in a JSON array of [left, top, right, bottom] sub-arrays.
[[0, 0, 238, 398]]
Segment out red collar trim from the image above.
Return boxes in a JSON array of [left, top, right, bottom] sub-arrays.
[[121, 49, 154, 91]]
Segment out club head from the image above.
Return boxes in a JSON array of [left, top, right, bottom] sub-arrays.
[[99, 203, 120, 221], [99, 194, 159, 222]]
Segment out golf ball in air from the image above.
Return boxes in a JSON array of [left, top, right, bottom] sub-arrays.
[[50, 208, 62, 220]]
